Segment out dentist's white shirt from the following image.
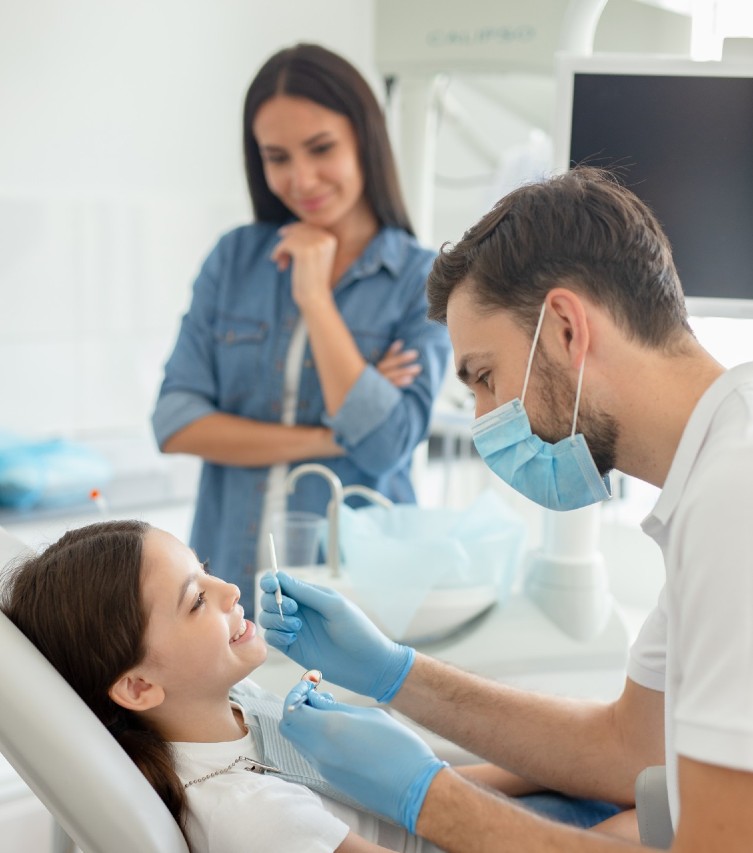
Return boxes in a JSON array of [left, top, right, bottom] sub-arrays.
[[629, 362, 753, 827]]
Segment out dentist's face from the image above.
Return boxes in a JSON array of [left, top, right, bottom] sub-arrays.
[[447, 285, 618, 477], [447, 285, 530, 419], [253, 94, 370, 231]]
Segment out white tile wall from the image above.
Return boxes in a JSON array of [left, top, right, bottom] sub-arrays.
[[0, 195, 246, 437]]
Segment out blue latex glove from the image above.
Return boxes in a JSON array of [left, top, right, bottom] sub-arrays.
[[280, 681, 448, 832], [258, 571, 414, 702]]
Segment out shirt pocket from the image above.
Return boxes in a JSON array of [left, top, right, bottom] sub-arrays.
[[213, 314, 269, 410]]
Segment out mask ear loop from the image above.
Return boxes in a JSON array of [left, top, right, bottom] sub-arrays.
[[521, 302, 547, 405], [571, 357, 586, 438]]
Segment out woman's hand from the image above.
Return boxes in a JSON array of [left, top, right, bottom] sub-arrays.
[[270, 222, 338, 309], [377, 340, 423, 388]]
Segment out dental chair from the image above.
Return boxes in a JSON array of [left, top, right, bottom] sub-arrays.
[[0, 527, 188, 853], [635, 765, 674, 849]]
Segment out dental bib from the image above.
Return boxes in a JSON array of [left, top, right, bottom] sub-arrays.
[[180, 680, 370, 814]]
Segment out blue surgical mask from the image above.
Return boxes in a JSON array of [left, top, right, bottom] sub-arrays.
[[470, 304, 611, 512]]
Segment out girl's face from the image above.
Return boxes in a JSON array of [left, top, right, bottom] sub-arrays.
[[138, 528, 267, 703], [253, 94, 372, 232]]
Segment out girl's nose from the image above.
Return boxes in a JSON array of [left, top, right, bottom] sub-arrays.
[[223, 581, 241, 610]]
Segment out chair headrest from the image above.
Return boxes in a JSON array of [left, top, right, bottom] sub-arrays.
[[0, 527, 188, 853]]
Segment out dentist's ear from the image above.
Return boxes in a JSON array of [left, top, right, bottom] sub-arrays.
[[546, 288, 590, 369], [108, 672, 165, 712]]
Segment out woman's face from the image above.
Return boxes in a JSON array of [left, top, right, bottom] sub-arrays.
[[138, 528, 267, 703], [253, 94, 370, 231]]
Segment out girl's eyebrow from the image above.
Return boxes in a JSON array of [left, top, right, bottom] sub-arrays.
[[177, 572, 200, 610]]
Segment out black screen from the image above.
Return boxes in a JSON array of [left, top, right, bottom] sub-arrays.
[[570, 73, 753, 303]]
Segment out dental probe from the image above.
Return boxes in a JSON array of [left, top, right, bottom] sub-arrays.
[[287, 669, 323, 712], [268, 532, 284, 619]]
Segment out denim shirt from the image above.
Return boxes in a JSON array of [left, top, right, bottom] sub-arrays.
[[152, 223, 451, 607]]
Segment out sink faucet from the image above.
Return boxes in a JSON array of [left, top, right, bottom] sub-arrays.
[[342, 484, 394, 509], [284, 464, 344, 577]]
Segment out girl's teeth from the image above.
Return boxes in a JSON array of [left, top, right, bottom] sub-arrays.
[[232, 621, 248, 642]]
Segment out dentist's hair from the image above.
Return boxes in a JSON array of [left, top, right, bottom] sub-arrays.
[[243, 42, 413, 233], [426, 166, 693, 351], [0, 521, 188, 836]]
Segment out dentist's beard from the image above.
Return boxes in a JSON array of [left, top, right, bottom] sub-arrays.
[[529, 350, 619, 478]]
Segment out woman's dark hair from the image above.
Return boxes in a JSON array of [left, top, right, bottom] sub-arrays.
[[0, 520, 189, 838], [243, 42, 413, 233], [427, 166, 693, 351]]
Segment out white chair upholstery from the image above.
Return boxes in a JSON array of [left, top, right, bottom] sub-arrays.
[[0, 527, 188, 853]]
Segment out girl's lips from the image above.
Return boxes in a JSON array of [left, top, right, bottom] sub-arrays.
[[231, 619, 255, 644]]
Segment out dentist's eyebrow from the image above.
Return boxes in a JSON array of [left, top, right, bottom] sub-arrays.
[[456, 352, 494, 386]]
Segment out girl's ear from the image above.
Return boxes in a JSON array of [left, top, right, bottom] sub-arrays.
[[108, 672, 165, 712]]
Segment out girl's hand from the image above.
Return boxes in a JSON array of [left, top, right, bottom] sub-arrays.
[[377, 340, 422, 388], [270, 223, 338, 309]]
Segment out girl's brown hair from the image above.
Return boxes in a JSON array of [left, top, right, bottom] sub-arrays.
[[0, 520, 189, 838]]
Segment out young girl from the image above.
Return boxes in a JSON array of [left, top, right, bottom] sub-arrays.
[[0, 520, 444, 852], [151, 43, 451, 610]]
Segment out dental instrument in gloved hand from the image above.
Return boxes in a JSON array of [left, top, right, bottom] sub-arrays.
[[280, 685, 448, 833], [258, 571, 415, 702], [286, 668, 323, 712], [268, 533, 283, 619]]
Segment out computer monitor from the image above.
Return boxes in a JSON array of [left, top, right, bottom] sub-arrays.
[[554, 54, 753, 319]]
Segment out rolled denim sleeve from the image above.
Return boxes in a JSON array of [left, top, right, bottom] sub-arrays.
[[152, 390, 217, 449], [325, 364, 402, 446], [151, 244, 223, 448], [324, 258, 451, 476]]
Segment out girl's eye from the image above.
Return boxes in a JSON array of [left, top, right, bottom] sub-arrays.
[[310, 142, 334, 156], [191, 591, 206, 612]]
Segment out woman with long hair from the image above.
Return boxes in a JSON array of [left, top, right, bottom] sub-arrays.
[[152, 43, 450, 609]]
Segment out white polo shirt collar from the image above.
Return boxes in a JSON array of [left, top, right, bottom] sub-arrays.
[[642, 362, 753, 540]]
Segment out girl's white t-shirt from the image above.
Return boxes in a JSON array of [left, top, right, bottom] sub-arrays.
[[172, 698, 429, 853]]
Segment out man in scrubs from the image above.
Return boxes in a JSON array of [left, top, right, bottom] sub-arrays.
[[259, 167, 753, 852]]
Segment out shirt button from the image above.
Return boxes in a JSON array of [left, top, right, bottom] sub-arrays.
[[256, 482, 265, 493], [304, 359, 313, 369], [225, 330, 235, 343], [299, 400, 309, 411], [275, 360, 284, 372], [271, 402, 281, 413]]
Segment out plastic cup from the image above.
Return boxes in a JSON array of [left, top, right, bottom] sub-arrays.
[[270, 511, 324, 568]]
